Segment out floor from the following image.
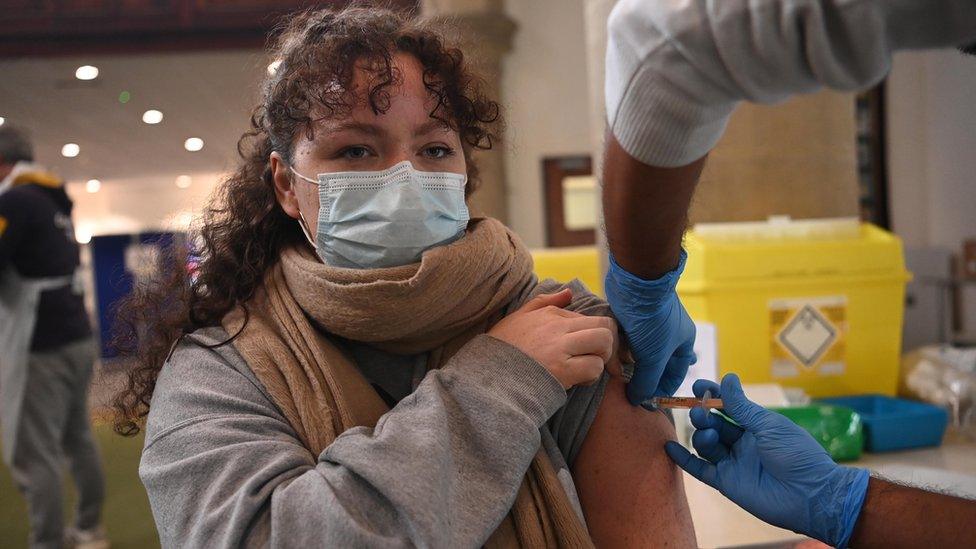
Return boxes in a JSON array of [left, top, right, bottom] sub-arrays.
[[0, 425, 159, 549], [0, 362, 159, 549]]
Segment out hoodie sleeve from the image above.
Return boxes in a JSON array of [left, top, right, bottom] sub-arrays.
[[140, 328, 567, 548]]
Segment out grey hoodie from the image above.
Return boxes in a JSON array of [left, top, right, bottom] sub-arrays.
[[140, 279, 611, 548]]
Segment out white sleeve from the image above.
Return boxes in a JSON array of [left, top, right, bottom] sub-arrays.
[[606, 0, 976, 167]]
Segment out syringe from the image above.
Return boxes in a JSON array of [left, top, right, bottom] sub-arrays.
[[649, 390, 724, 410]]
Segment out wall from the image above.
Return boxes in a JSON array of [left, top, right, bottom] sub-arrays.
[[66, 172, 223, 346], [66, 172, 223, 240], [693, 91, 859, 223], [501, 0, 593, 248], [887, 49, 976, 331], [890, 50, 976, 251]]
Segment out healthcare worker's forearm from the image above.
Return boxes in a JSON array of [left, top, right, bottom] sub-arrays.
[[602, 134, 704, 279], [605, 0, 976, 167], [849, 477, 976, 547], [602, 135, 702, 403]]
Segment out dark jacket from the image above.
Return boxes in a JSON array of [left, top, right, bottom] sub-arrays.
[[0, 178, 91, 351]]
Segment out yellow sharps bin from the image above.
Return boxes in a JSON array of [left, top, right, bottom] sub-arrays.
[[531, 246, 604, 298], [677, 219, 910, 397]]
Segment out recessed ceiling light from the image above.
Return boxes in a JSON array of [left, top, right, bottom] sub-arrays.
[[61, 143, 80, 158], [0, 117, 5, 126], [142, 109, 163, 124], [175, 175, 192, 189], [76, 227, 92, 245], [75, 65, 99, 81], [184, 137, 204, 152], [86, 179, 101, 193], [267, 60, 282, 75]]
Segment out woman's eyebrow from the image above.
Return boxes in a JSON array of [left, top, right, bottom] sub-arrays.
[[324, 121, 384, 136], [413, 119, 451, 138]]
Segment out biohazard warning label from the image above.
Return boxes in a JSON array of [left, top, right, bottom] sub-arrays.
[[769, 296, 847, 378]]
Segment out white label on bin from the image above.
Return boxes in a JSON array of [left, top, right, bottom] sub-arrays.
[[769, 296, 847, 378]]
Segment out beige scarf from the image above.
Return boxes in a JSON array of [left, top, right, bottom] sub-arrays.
[[222, 218, 593, 548]]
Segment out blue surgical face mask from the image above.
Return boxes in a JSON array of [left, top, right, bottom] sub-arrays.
[[291, 160, 470, 269]]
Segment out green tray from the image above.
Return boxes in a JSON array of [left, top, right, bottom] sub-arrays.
[[769, 405, 864, 462]]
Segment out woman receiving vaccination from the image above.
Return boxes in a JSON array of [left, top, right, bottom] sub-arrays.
[[113, 7, 695, 548]]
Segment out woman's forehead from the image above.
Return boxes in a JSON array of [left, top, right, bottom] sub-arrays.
[[345, 52, 437, 108], [308, 61, 453, 137], [293, 52, 460, 146]]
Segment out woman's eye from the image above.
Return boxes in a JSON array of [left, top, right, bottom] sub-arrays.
[[422, 145, 454, 159], [339, 146, 372, 159]]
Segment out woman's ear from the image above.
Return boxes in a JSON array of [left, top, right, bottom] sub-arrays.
[[270, 151, 301, 219]]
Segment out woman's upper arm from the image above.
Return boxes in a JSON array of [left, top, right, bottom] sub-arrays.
[[571, 373, 697, 548], [140, 338, 319, 547], [533, 281, 695, 544]]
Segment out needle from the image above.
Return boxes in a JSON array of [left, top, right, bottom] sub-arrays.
[[649, 390, 724, 410]]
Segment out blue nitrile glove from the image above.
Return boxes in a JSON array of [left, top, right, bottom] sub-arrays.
[[605, 250, 697, 405], [665, 374, 871, 548]]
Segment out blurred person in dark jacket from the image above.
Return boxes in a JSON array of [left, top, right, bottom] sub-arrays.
[[0, 125, 107, 549]]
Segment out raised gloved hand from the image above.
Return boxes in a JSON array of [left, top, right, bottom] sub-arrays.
[[665, 374, 870, 548], [604, 250, 696, 405]]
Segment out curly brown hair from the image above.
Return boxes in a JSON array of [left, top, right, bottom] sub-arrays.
[[110, 5, 502, 436]]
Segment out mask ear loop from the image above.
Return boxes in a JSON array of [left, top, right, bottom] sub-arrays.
[[288, 165, 321, 254], [296, 211, 318, 251]]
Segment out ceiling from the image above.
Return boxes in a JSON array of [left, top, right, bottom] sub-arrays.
[[0, 49, 271, 183], [0, 1, 417, 57]]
